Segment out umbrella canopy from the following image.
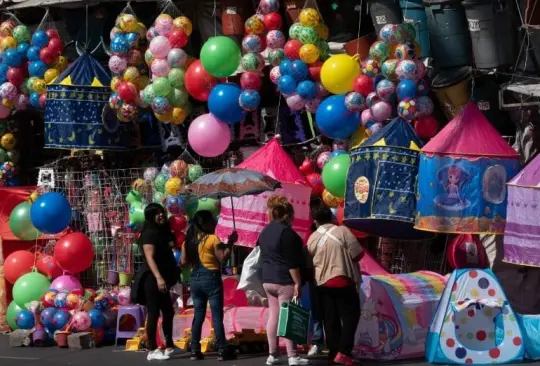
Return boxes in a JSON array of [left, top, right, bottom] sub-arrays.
[[187, 168, 281, 199]]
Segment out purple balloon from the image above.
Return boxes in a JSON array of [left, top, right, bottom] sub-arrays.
[[50, 275, 82, 293]]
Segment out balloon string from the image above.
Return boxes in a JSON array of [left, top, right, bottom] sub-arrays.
[[356, 0, 364, 55], [213, 0, 217, 37]]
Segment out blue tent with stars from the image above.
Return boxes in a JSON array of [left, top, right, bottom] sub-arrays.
[[44, 53, 128, 150], [344, 117, 433, 239]]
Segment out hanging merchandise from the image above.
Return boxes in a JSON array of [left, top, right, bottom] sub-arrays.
[[0, 120, 19, 187], [27, 9, 69, 109], [108, 4, 149, 122], [144, 1, 192, 125]]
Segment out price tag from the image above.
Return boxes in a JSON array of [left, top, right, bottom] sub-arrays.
[[375, 15, 387, 25], [468, 19, 480, 32]]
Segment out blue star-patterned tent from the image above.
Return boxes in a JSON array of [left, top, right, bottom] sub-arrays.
[[344, 117, 433, 239], [44, 53, 127, 150]]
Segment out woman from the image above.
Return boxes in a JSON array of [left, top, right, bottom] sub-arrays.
[[131, 203, 178, 361], [258, 195, 309, 366], [181, 210, 237, 361], [307, 201, 363, 366]]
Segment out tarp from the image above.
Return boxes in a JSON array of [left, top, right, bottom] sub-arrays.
[[216, 138, 312, 247]]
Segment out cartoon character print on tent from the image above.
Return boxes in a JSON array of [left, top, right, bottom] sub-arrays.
[[344, 117, 432, 239], [355, 271, 446, 360], [415, 103, 520, 234], [426, 269, 525, 364]]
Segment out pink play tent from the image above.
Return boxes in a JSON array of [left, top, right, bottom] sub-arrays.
[[216, 138, 313, 247]]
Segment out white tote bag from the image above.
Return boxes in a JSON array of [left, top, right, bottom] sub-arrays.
[[237, 247, 266, 297]]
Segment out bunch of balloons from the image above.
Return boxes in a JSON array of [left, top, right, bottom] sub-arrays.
[[142, 13, 193, 125], [0, 123, 18, 186], [108, 12, 149, 122]]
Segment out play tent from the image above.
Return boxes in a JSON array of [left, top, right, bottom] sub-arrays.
[[503, 154, 540, 266], [216, 138, 312, 247], [344, 117, 431, 239], [354, 271, 446, 360], [426, 269, 524, 364], [415, 103, 520, 234]]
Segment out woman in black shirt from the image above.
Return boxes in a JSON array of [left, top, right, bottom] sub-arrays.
[[131, 203, 178, 361]]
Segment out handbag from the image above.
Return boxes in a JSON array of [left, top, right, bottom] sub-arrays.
[[237, 247, 265, 296], [277, 297, 311, 345]]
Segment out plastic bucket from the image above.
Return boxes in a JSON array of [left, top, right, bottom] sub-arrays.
[[400, 0, 431, 57], [344, 33, 377, 58], [432, 66, 472, 118], [424, 0, 472, 68], [462, 0, 515, 69], [56, 331, 70, 348], [369, 0, 403, 34], [119, 272, 134, 286]]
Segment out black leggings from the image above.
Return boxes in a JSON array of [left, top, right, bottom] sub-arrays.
[[143, 274, 175, 350]]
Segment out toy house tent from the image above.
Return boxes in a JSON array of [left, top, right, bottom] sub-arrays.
[[354, 271, 447, 360], [216, 138, 312, 247], [415, 103, 520, 234], [344, 117, 432, 239], [503, 154, 540, 266], [426, 269, 524, 364], [44, 53, 127, 150]]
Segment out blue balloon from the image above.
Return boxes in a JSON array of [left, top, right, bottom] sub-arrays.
[[32, 30, 49, 48], [111, 35, 130, 54], [373, 74, 385, 89], [239, 89, 261, 111], [16, 43, 30, 59], [277, 75, 297, 94], [0, 64, 8, 78], [125, 32, 139, 47], [173, 249, 181, 265], [315, 94, 360, 139], [29, 92, 41, 108], [331, 149, 347, 158], [290, 60, 308, 81], [396, 80, 418, 100], [30, 192, 72, 234], [208, 83, 246, 124], [88, 309, 105, 329], [15, 310, 35, 330], [40, 308, 57, 330], [297, 80, 317, 100], [27, 46, 41, 61], [53, 310, 71, 330], [279, 59, 293, 75], [3, 49, 22, 67], [29, 61, 47, 77]]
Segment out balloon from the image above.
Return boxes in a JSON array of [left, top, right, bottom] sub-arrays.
[[321, 55, 360, 95], [299, 44, 320, 64], [41, 307, 57, 329], [7, 301, 22, 330], [184, 60, 217, 102], [277, 75, 297, 94], [169, 29, 188, 48], [53, 310, 71, 330], [13, 272, 50, 307], [152, 77, 172, 97], [48, 37, 64, 55], [290, 60, 309, 81], [263, 12, 282, 31], [397, 98, 418, 121], [39, 47, 56, 64], [13, 25, 30, 44], [72, 311, 91, 331], [297, 80, 317, 100], [36, 254, 62, 278], [284, 40, 302, 60], [32, 30, 49, 48], [269, 66, 281, 84], [315, 95, 360, 139], [266, 30, 286, 49], [200, 36, 241, 77], [396, 80, 418, 100], [44, 68, 59, 83], [415, 115, 439, 139], [173, 16, 193, 36], [168, 68, 185, 88], [108, 55, 127, 74], [50, 275, 82, 292], [0, 36, 17, 51], [30, 192, 71, 234], [239, 89, 261, 111], [89, 309, 105, 329], [259, 0, 280, 13], [169, 215, 187, 234], [370, 100, 393, 122], [187, 113, 231, 157], [4, 250, 34, 284], [9, 201, 41, 241], [322, 154, 351, 198], [354, 75, 374, 96], [286, 94, 305, 111], [6, 67, 24, 87], [29, 61, 47, 77], [208, 83, 246, 124], [149, 36, 171, 59], [15, 309, 35, 329], [3, 49, 22, 67], [54, 232, 94, 274], [306, 173, 324, 196], [416, 95, 434, 117], [240, 71, 262, 90], [167, 48, 187, 68], [242, 34, 264, 54], [345, 92, 366, 112], [241, 53, 265, 72]]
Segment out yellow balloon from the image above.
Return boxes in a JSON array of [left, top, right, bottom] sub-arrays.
[[33, 79, 46, 94], [54, 56, 68, 71], [173, 16, 193, 36], [136, 22, 147, 39], [1, 36, 17, 51], [155, 110, 172, 122], [165, 177, 183, 195], [170, 107, 186, 125], [44, 68, 60, 84], [1, 133, 16, 150], [2, 99, 13, 109], [110, 76, 122, 92], [118, 14, 138, 32], [137, 75, 150, 89], [320, 54, 360, 95], [299, 8, 320, 27], [322, 189, 343, 208], [123, 66, 140, 83], [315, 23, 329, 40], [299, 44, 320, 64]]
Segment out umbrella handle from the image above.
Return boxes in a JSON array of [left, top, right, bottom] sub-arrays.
[[230, 196, 237, 274]]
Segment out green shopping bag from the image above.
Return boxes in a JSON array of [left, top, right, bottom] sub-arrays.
[[277, 297, 311, 345]]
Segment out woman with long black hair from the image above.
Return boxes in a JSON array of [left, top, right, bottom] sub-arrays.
[[181, 210, 237, 361], [131, 203, 179, 361]]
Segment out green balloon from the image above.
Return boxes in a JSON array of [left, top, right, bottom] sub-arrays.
[[168, 87, 188, 107], [153, 191, 165, 204], [129, 203, 145, 227], [188, 164, 204, 182], [168, 68, 185, 89], [141, 84, 156, 104], [152, 77, 172, 97], [196, 197, 221, 218], [9, 201, 41, 241], [13, 272, 50, 308], [13, 25, 30, 44], [298, 27, 318, 44], [289, 23, 303, 40], [126, 190, 142, 205], [6, 301, 22, 330], [0, 148, 7, 163], [200, 36, 241, 78], [154, 173, 168, 193], [27, 77, 38, 91], [321, 154, 351, 199]]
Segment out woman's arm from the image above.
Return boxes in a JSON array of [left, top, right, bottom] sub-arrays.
[[142, 244, 167, 292], [214, 231, 238, 263], [180, 243, 188, 267]]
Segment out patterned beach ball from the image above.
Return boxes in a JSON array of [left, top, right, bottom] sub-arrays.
[[242, 34, 264, 53], [381, 59, 399, 81], [165, 177, 183, 195], [298, 27, 318, 45], [416, 96, 434, 117], [288, 23, 303, 40], [166, 195, 186, 215], [108, 92, 122, 110], [394, 42, 417, 60], [239, 89, 261, 111], [54, 291, 69, 308], [267, 48, 285, 66], [152, 96, 170, 115], [266, 30, 286, 49], [259, 0, 279, 14], [241, 53, 265, 72], [370, 100, 392, 122], [368, 41, 390, 63], [366, 91, 381, 108], [398, 98, 418, 121], [376, 79, 396, 102], [379, 24, 399, 44], [395, 60, 419, 82], [299, 8, 320, 27], [361, 59, 380, 78], [345, 92, 366, 112], [270, 66, 281, 84], [245, 16, 265, 35]]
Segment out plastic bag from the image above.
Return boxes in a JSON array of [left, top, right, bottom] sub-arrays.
[[237, 246, 265, 296]]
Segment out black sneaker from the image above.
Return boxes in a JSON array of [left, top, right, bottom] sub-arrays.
[[190, 350, 204, 360], [217, 348, 237, 361]]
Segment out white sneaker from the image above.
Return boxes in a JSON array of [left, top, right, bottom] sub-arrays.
[[147, 349, 170, 361], [288, 356, 310, 365], [266, 355, 283, 365], [164, 347, 182, 357], [307, 344, 323, 357]]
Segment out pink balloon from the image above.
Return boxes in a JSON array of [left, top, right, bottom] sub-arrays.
[[50, 275, 83, 293], [155, 17, 173, 37], [0, 103, 10, 118], [370, 101, 392, 122], [188, 113, 231, 157], [305, 99, 320, 113], [361, 108, 373, 126], [108, 55, 128, 74], [14, 94, 28, 110], [149, 36, 171, 59], [150, 58, 170, 77], [286, 94, 305, 111], [72, 311, 91, 331], [117, 287, 131, 306]]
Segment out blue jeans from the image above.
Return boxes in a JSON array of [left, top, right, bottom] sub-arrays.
[[189, 269, 227, 351]]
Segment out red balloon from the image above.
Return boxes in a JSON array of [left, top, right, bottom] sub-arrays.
[[414, 115, 439, 139], [117, 82, 138, 102], [308, 61, 322, 81], [284, 40, 302, 60], [39, 47, 56, 64], [353, 75, 373, 96], [336, 204, 369, 238], [306, 173, 324, 196], [185, 59, 218, 102], [48, 38, 64, 55], [4, 250, 35, 284], [175, 232, 186, 248], [54, 232, 94, 274], [240, 71, 262, 90], [7, 67, 25, 87], [169, 29, 188, 48], [39, 93, 46, 108], [36, 253, 62, 278], [169, 215, 187, 234], [299, 158, 315, 175], [263, 12, 283, 31], [46, 29, 60, 39]]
